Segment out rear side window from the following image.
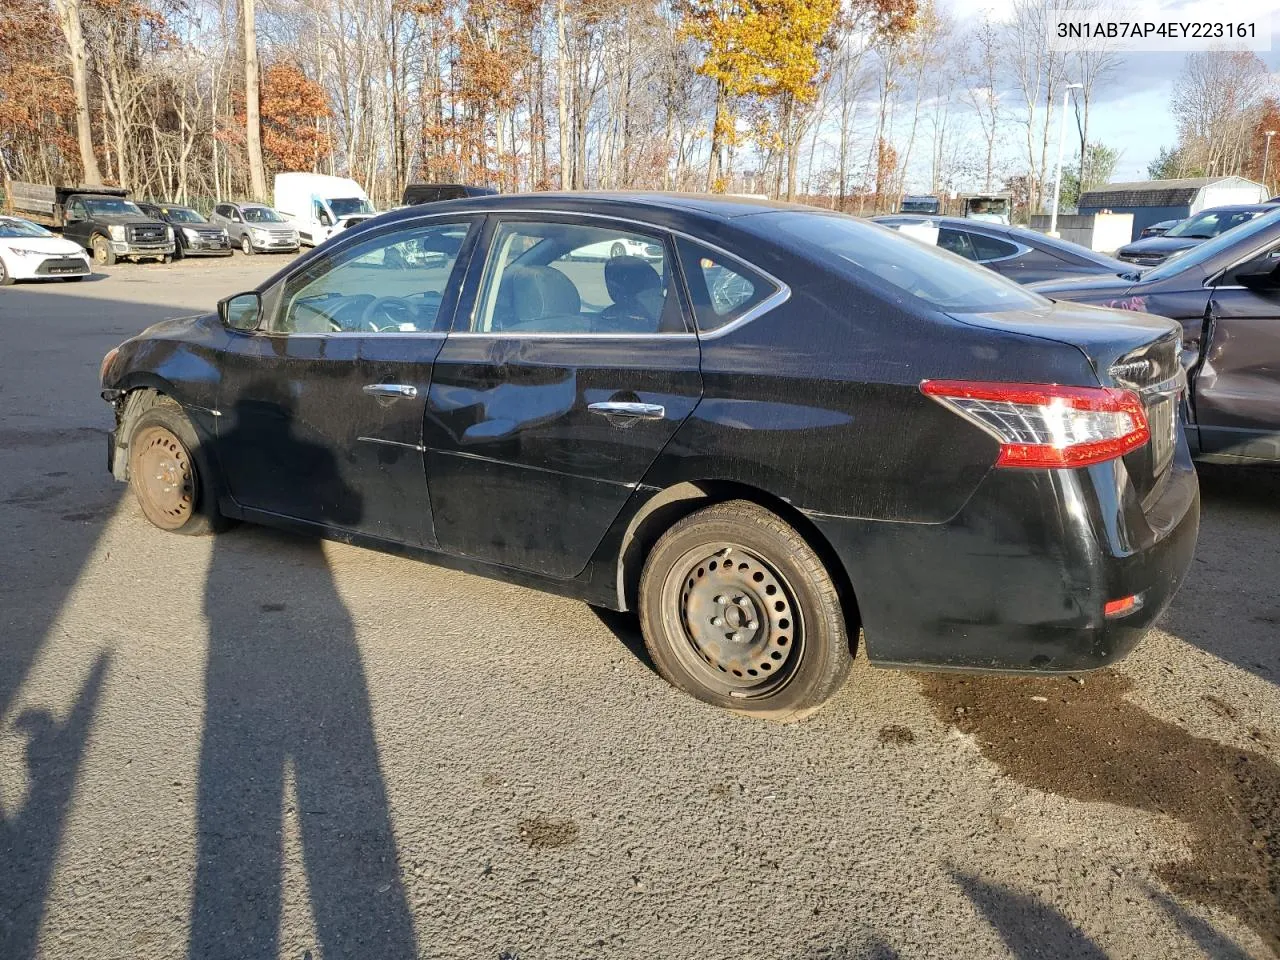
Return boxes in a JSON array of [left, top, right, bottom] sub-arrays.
[[970, 233, 1019, 261], [676, 238, 778, 332]]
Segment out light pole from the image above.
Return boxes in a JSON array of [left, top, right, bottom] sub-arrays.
[[1264, 130, 1276, 189], [1050, 82, 1084, 236]]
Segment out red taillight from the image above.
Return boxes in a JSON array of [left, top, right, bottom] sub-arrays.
[[1104, 594, 1143, 618], [921, 380, 1150, 469]]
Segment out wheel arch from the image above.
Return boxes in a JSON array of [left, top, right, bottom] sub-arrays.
[[615, 479, 861, 644], [109, 378, 215, 481]]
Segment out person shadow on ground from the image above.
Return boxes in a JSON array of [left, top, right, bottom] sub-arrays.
[[188, 387, 416, 960]]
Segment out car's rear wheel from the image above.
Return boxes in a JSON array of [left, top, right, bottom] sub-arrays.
[[610, 241, 625, 258], [639, 500, 852, 721], [92, 235, 117, 266], [126, 396, 222, 535], [0, 258, 13, 286], [241, 235, 254, 255]]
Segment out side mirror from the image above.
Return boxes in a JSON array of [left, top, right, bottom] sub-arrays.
[[319, 212, 333, 227], [219, 291, 262, 331]]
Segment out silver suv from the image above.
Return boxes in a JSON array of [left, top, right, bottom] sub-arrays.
[[209, 202, 300, 255]]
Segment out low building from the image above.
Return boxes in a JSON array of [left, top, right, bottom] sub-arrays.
[[1078, 176, 1268, 241]]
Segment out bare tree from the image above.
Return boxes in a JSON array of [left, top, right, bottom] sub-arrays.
[[51, 0, 102, 184], [244, 0, 268, 201], [963, 16, 1001, 192]]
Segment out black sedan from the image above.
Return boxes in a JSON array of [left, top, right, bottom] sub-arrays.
[[1116, 204, 1276, 267], [99, 193, 1198, 718], [136, 202, 233, 259], [1033, 207, 1280, 467], [874, 214, 1129, 284]]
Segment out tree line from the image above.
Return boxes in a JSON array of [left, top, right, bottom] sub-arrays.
[[1, 0, 1276, 216]]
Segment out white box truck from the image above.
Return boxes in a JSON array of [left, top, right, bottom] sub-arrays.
[[273, 173, 376, 247]]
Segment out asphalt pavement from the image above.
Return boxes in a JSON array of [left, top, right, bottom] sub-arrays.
[[1, 255, 1278, 960]]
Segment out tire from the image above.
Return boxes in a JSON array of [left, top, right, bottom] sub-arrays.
[[639, 500, 852, 721], [171, 244, 184, 261], [92, 235, 117, 266], [610, 241, 625, 258], [126, 394, 225, 535], [0, 257, 13, 286], [159, 255, 172, 264], [241, 235, 254, 255]]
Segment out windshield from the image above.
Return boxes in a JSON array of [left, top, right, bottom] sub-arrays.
[[0, 218, 54, 239], [164, 207, 206, 224], [768, 212, 1045, 313], [244, 206, 285, 223], [329, 197, 375, 217], [84, 198, 143, 217], [901, 198, 940, 214], [1165, 208, 1261, 239], [1142, 207, 1280, 282]]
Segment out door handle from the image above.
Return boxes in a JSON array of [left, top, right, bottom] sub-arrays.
[[588, 401, 665, 420], [363, 383, 418, 399]]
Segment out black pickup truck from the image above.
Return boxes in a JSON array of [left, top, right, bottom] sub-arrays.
[[62, 194, 174, 265]]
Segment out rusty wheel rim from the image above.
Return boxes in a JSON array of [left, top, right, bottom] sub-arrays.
[[662, 542, 803, 699], [92, 237, 108, 265], [130, 425, 196, 529]]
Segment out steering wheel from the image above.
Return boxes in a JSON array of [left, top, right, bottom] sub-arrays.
[[360, 296, 416, 332]]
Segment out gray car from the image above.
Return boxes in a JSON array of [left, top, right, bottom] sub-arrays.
[[209, 202, 300, 255]]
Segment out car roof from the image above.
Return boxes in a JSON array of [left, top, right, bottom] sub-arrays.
[[1193, 203, 1280, 213], [370, 191, 816, 229], [873, 214, 1125, 266]]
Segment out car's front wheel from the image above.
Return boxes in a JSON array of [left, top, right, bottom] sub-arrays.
[[639, 500, 853, 721], [126, 395, 222, 535], [92, 235, 117, 266], [0, 257, 13, 286], [241, 235, 254, 255]]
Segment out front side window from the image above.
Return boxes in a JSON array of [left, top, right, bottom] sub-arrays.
[[469, 220, 686, 335], [937, 229, 978, 260], [766, 211, 1044, 313], [273, 221, 471, 335], [969, 233, 1020, 262], [676, 237, 778, 332]]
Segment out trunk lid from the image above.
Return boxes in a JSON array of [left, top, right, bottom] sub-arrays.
[[951, 301, 1185, 508]]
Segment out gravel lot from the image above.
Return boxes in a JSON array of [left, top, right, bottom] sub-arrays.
[[1, 255, 1278, 959]]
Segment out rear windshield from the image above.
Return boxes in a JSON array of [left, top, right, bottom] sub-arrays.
[[765, 212, 1045, 313]]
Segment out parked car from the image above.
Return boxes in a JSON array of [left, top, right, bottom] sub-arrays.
[[1032, 206, 1280, 466], [209, 202, 300, 255], [136, 203, 232, 259], [401, 183, 497, 206], [1115, 204, 1276, 266], [1139, 218, 1182, 239], [61, 194, 174, 265], [274, 173, 375, 246], [0, 215, 91, 284], [99, 193, 1197, 719], [571, 235, 664, 260], [874, 215, 1130, 284]]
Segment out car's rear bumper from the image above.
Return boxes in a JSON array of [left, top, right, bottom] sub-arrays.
[[810, 442, 1200, 673]]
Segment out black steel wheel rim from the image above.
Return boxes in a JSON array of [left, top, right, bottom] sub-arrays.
[[662, 542, 803, 698]]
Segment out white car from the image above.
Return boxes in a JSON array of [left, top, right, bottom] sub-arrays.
[[0, 216, 92, 285], [571, 236, 663, 260]]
